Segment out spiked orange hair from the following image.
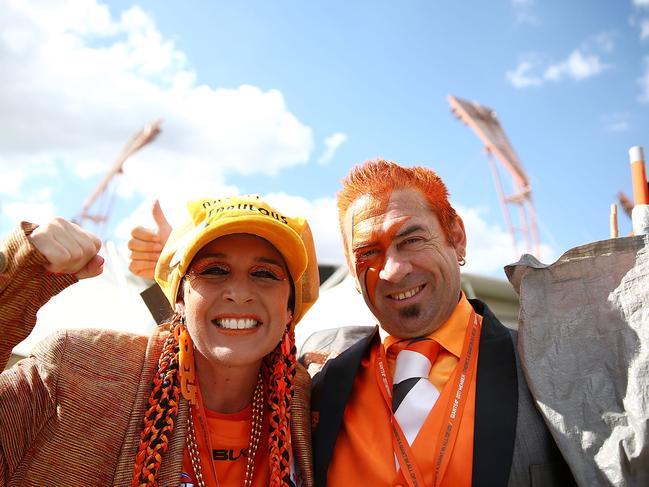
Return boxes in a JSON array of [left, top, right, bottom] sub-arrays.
[[337, 159, 459, 264]]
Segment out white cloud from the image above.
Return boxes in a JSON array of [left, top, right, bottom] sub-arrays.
[[511, 0, 540, 25], [544, 49, 607, 81], [633, 0, 649, 7], [506, 60, 544, 88], [640, 19, 649, 39], [0, 169, 28, 197], [317, 133, 348, 166], [265, 193, 344, 265], [638, 56, 649, 102], [0, 0, 314, 232], [457, 204, 556, 276], [113, 176, 240, 242], [0, 157, 59, 197], [2, 199, 57, 226], [507, 42, 610, 89], [73, 158, 111, 179], [593, 32, 615, 53], [602, 113, 631, 132]]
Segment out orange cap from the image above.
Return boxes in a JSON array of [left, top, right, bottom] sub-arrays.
[[155, 194, 319, 326]]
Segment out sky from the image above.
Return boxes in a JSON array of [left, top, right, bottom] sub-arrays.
[[2, 0, 649, 278]]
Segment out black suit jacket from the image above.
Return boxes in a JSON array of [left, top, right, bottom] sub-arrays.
[[310, 299, 575, 487]]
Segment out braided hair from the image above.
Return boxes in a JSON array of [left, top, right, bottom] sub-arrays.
[[264, 324, 297, 486], [131, 315, 297, 486], [131, 314, 183, 487]]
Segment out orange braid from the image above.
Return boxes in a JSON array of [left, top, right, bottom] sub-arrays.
[[131, 314, 183, 487], [264, 325, 297, 487]]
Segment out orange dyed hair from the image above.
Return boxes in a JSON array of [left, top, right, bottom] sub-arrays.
[[337, 159, 459, 263]]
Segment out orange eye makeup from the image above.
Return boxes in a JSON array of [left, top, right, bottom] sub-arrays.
[[186, 256, 288, 283], [250, 263, 288, 281], [188, 257, 230, 279]]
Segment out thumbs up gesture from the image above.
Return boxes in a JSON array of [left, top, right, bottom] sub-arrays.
[[29, 218, 104, 280], [127, 200, 172, 279]]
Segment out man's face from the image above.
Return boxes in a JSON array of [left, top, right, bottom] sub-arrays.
[[343, 188, 466, 338]]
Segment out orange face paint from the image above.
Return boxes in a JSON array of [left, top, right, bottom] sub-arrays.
[[188, 256, 289, 283], [349, 192, 410, 305]]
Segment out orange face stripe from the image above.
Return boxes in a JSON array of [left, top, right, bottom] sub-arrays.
[[350, 193, 409, 305]]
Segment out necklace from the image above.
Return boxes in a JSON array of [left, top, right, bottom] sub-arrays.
[[186, 373, 265, 487]]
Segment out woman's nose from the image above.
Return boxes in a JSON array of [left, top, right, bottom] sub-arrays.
[[222, 274, 255, 303]]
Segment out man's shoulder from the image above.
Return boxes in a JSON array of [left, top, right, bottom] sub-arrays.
[[468, 298, 514, 337], [300, 325, 377, 378]]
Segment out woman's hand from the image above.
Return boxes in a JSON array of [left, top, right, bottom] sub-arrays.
[[127, 199, 171, 279], [29, 217, 104, 279]]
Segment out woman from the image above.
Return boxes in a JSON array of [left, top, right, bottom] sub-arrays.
[[0, 194, 319, 487]]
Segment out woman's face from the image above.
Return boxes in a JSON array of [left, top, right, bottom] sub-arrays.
[[180, 233, 292, 368]]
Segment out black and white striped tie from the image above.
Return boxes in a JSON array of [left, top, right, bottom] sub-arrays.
[[392, 338, 440, 446]]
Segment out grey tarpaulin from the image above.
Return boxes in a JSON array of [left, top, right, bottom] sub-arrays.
[[505, 235, 649, 487]]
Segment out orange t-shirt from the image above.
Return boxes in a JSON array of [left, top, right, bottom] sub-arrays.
[[327, 294, 481, 487], [181, 405, 270, 486]]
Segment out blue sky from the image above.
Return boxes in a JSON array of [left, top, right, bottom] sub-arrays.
[[1, 0, 648, 276]]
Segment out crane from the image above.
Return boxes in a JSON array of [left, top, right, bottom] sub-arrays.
[[74, 119, 162, 235], [448, 95, 540, 258]]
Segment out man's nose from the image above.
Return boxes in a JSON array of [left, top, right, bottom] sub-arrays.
[[378, 250, 411, 283]]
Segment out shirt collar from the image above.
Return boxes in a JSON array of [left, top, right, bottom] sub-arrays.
[[383, 292, 473, 358]]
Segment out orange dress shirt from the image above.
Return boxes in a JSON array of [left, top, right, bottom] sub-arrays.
[[327, 294, 481, 487]]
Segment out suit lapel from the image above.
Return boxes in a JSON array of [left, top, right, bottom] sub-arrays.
[[311, 327, 378, 487], [470, 299, 518, 487]]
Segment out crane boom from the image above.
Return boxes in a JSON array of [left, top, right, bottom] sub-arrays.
[[76, 119, 162, 225]]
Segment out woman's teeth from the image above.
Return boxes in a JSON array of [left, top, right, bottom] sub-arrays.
[[215, 318, 260, 329]]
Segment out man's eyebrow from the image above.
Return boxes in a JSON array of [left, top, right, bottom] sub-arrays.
[[351, 242, 376, 252], [395, 224, 425, 239]]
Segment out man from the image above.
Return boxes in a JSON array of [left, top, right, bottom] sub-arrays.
[[309, 160, 574, 487], [128, 161, 574, 486]]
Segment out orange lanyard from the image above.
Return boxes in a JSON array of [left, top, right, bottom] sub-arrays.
[[178, 326, 219, 486], [190, 384, 221, 487], [373, 310, 482, 487]]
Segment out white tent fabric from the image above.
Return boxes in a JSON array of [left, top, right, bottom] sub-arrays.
[[295, 273, 378, 351], [12, 242, 156, 357]]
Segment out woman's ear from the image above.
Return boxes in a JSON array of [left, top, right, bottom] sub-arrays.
[[175, 299, 185, 315], [175, 279, 187, 313]]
